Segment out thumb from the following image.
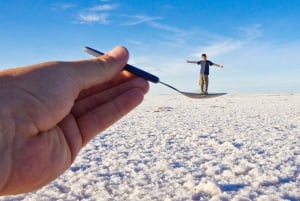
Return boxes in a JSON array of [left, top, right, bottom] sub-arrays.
[[67, 46, 129, 92]]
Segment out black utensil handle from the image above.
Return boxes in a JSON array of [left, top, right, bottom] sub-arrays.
[[125, 64, 159, 83], [84, 46, 159, 83]]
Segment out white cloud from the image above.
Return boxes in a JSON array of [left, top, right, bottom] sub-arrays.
[[123, 14, 187, 48], [77, 13, 109, 24], [74, 3, 119, 25], [193, 40, 243, 58], [190, 24, 263, 58], [123, 15, 162, 26], [89, 4, 119, 11], [237, 24, 262, 40], [149, 21, 185, 34], [123, 14, 185, 35], [51, 3, 75, 11]]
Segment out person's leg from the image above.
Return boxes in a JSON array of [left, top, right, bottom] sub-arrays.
[[204, 74, 209, 94], [199, 74, 204, 93]]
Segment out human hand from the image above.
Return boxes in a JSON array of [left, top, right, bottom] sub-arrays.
[[0, 46, 149, 195]]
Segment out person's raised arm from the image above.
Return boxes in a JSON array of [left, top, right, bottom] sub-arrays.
[[213, 63, 224, 68], [186, 60, 198, 64]]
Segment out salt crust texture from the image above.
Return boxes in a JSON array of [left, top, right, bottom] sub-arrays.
[[1, 94, 300, 201]]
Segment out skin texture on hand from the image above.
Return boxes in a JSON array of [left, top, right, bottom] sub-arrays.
[[0, 46, 149, 195]]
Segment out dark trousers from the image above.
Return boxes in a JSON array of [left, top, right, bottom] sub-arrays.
[[199, 74, 209, 93]]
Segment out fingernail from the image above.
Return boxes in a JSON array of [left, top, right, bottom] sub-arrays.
[[107, 46, 129, 62]]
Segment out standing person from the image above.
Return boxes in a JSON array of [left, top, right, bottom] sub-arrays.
[[187, 53, 224, 94]]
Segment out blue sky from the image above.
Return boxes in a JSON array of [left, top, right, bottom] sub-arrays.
[[1, 0, 300, 94]]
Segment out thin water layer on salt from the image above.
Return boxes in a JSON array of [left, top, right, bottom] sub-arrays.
[[1, 94, 300, 200]]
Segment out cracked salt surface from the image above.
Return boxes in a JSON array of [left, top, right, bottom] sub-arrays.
[[1, 94, 300, 201]]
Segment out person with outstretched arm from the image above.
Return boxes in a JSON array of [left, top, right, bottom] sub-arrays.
[[187, 53, 224, 94], [0, 46, 149, 195]]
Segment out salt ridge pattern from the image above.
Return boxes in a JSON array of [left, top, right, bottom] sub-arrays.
[[1, 94, 300, 200]]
